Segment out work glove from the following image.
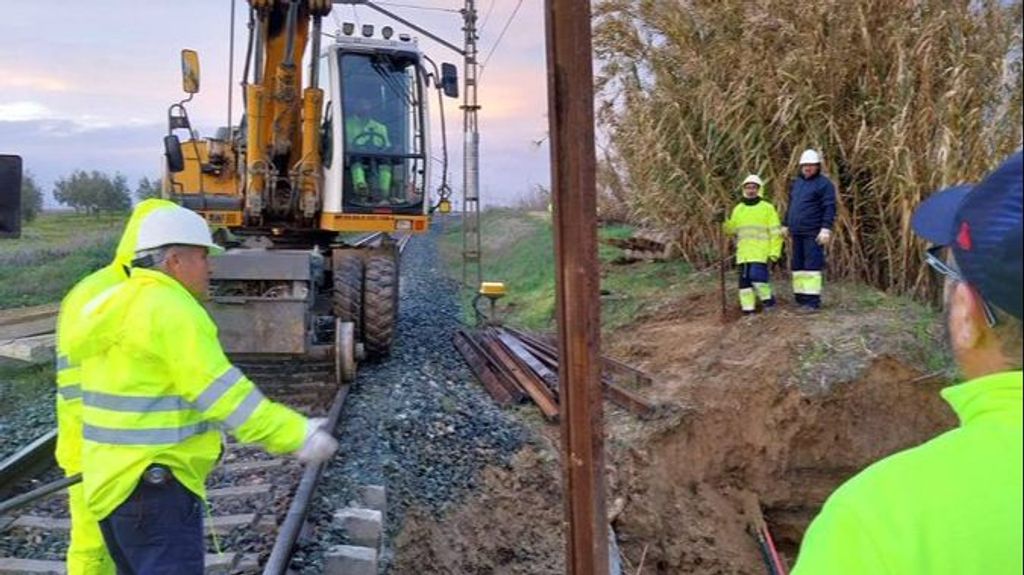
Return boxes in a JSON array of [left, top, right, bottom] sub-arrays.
[[815, 228, 832, 246], [779, 226, 789, 237], [295, 417, 338, 464]]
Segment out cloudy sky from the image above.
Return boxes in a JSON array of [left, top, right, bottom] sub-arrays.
[[0, 1, 550, 208]]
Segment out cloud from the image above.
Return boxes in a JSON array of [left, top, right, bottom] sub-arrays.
[[0, 73, 72, 92], [0, 101, 58, 122]]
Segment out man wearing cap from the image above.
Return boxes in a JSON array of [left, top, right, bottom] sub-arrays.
[[783, 149, 836, 311], [55, 199, 176, 575], [65, 205, 339, 573], [792, 151, 1023, 574]]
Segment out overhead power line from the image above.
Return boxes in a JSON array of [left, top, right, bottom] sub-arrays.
[[480, 0, 524, 72]]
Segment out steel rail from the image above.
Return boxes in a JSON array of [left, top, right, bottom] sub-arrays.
[[262, 379, 351, 575]]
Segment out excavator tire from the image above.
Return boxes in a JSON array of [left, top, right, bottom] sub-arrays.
[[363, 254, 398, 358], [332, 253, 364, 338]]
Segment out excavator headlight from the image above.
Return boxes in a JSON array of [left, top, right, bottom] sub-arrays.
[[382, 26, 394, 40], [361, 24, 374, 38], [342, 22, 355, 36]]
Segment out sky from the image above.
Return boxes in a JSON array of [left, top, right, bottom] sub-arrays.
[[0, 1, 551, 208]]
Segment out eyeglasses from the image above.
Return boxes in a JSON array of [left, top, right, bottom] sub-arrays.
[[924, 246, 997, 327]]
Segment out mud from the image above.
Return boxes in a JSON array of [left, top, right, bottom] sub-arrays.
[[392, 289, 956, 574]]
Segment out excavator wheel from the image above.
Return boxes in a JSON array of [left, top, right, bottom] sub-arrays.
[[363, 253, 398, 358], [332, 252, 364, 338]]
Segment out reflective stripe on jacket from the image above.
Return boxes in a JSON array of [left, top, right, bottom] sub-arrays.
[[793, 370, 1023, 575], [55, 200, 178, 474], [70, 268, 308, 520], [723, 199, 782, 264]]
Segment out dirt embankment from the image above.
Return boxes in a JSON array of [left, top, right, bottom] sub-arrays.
[[393, 290, 956, 574]]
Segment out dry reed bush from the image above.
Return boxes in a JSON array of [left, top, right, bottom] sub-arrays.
[[594, 0, 1022, 299]]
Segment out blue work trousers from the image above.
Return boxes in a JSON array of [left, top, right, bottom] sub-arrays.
[[790, 234, 825, 308], [99, 468, 204, 575]]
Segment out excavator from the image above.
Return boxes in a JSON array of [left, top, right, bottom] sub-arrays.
[[162, 0, 459, 377]]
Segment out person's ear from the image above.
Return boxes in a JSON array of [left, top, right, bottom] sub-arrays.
[[949, 282, 986, 351]]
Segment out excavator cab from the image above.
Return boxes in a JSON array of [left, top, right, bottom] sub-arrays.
[[321, 33, 433, 228], [338, 53, 424, 212]]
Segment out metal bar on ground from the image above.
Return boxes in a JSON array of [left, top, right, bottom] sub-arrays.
[[0, 429, 57, 492], [0, 474, 81, 517], [544, 0, 608, 571], [261, 380, 350, 575], [454, 331, 515, 407], [480, 332, 559, 420]]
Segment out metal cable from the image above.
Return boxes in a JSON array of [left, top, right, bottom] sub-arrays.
[[479, 0, 524, 74]]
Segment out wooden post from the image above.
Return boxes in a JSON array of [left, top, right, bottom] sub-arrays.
[[544, 0, 609, 573]]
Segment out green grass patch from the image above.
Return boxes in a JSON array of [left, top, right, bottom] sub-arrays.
[[439, 211, 692, 330], [0, 212, 126, 309]]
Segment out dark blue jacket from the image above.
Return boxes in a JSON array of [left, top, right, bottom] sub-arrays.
[[785, 173, 836, 235]]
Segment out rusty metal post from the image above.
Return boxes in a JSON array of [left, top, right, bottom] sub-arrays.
[[544, 1, 608, 574]]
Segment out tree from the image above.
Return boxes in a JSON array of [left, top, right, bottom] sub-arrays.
[[135, 176, 162, 201], [20, 171, 44, 222], [53, 170, 132, 215]]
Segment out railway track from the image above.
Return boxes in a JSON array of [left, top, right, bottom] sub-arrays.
[[0, 233, 413, 574]]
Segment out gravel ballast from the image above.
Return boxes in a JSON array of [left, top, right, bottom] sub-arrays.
[[289, 227, 528, 573]]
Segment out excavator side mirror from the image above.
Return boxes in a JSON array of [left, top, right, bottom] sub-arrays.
[[164, 135, 186, 173], [181, 49, 201, 94], [441, 63, 459, 99], [0, 154, 22, 238]]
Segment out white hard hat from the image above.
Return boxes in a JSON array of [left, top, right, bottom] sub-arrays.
[[799, 149, 821, 165], [134, 206, 224, 255], [742, 174, 764, 188]]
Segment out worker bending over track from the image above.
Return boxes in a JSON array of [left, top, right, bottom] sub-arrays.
[[64, 206, 339, 573], [793, 150, 1023, 574]]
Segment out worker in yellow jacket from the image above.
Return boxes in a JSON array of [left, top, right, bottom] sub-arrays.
[[793, 150, 1022, 574], [55, 198, 177, 575], [722, 174, 783, 315], [64, 205, 338, 573]]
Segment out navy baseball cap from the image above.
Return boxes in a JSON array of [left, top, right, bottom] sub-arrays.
[[911, 150, 1023, 320]]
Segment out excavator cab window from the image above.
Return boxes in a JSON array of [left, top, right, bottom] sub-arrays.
[[339, 52, 425, 213]]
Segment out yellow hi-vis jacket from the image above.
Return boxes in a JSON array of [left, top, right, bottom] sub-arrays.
[[723, 198, 783, 264], [55, 199, 178, 473], [793, 371, 1022, 574], [66, 267, 308, 521]]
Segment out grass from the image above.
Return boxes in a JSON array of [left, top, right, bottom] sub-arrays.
[[443, 210, 954, 381], [0, 212, 126, 309], [440, 210, 692, 331]]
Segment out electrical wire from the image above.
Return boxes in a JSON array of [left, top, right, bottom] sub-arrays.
[[479, 0, 496, 34], [480, 0, 524, 72], [377, 1, 459, 13]]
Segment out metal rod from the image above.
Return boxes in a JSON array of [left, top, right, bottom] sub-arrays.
[[0, 474, 81, 517], [544, 0, 608, 572], [310, 16, 323, 89], [261, 383, 350, 575], [227, 0, 237, 137], [254, 11, 265, 84], [283, 0, 300, 68]]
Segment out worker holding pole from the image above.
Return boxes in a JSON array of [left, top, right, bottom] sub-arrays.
[[782, 149, 836, 312], [792, 151, 1023, 574], [54, 199, 177, 575], [63, 206, 338, 573], [721, 174, 783, 316]]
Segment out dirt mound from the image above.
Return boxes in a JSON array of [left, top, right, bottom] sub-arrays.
[[392, 447, 564, 574], [604, 293, 954, 572], [392, 289, 955, 574]]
